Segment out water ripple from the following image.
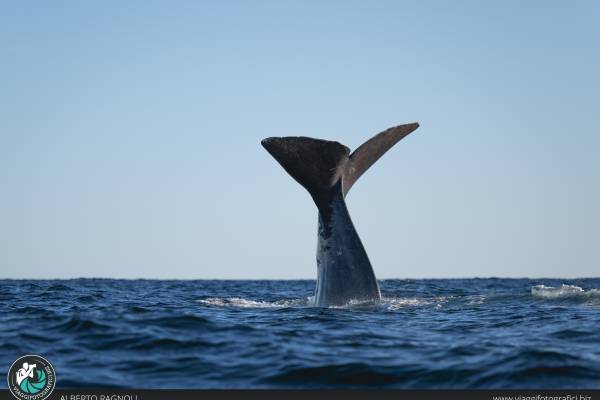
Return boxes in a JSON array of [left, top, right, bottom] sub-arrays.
[[0, 278, 598, 389]]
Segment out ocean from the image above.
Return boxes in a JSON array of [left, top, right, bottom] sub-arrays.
[[1, 278, 599, 389]]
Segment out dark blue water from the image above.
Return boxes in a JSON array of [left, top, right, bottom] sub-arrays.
[[1, 279, 599, 389]]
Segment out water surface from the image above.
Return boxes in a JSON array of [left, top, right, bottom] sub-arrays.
[[1, 278, 599, 388]]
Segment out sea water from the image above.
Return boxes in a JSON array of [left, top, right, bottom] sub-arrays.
[[0, 278, 599, 388]]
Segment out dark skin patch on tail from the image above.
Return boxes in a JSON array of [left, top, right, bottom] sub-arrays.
[[261, 136, 350, 219]]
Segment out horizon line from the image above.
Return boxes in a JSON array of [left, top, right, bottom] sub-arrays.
[[1, 276, 599, 281]]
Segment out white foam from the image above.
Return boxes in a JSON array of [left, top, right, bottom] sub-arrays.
[[382, 296, 450, 310], [198, 295, 451, 310], [466, 295, 487, 305], [531, 284, 599, 299], [197, 297, 307, 308], [329, 298, 380, 309]]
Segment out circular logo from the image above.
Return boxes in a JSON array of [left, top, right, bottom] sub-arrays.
[[7, 355, 56, 400]]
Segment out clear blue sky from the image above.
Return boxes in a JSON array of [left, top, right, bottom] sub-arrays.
[[1, 1, 598, 279]]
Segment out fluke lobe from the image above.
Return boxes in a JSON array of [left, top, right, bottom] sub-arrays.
[[262, 123, 419, 307]]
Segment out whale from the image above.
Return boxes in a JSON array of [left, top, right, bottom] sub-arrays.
[[261, 122, 419, 307]]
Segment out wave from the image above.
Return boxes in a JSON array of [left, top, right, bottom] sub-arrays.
[[49, 315, 112, 333], [382, 296, 452, 310], [262, 348, 599, 388], [197, 297, 309, 308], [4, 278, 600, 389], [197, 296, 451, 310], [531, 284, 599, 299], [262, 363, 410, 386]]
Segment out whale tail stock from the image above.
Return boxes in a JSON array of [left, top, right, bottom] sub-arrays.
[[261, 122, 420, 212]]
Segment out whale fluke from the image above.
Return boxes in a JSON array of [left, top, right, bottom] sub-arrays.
[[261, 122, 420, 306], [262, 123, 420, 207], [261, 137, 350, 217], [343, 122, 419, 196]]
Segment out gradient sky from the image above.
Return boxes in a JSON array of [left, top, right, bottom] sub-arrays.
[[1, 1, 598, 279]]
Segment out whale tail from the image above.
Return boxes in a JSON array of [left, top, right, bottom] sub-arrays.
[[261, 136, 349, 214], [341, 122, 419, 196], [261, 122, 419, 211]]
